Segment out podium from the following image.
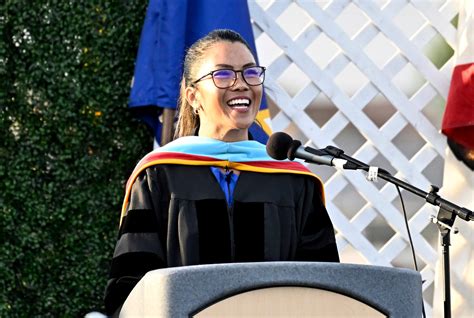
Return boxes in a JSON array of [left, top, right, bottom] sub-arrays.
[[120, 262, 422, 317]]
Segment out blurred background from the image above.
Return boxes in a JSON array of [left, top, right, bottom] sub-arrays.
[[1, 0, 472, 317]]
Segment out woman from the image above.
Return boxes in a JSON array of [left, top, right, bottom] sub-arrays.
[[104, 29, 339, 315]]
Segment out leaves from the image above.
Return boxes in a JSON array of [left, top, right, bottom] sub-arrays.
[[1, 1, 151, 316]]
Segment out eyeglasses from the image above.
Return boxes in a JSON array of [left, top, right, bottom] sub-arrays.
[[192, 66, 266, 89]]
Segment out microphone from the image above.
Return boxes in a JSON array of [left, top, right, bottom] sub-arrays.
[[266, 132, 359, 170]]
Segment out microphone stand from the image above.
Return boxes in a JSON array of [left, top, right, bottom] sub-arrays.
[[322, 145, 473, 318]]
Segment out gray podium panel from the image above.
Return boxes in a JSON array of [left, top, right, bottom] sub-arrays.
[[120, 262, 422, 317]]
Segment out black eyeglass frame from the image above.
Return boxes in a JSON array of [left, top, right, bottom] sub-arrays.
[[191, 66, 266, 89]]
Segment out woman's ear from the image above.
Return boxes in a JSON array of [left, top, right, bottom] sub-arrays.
[[185, 86, 200, 110]]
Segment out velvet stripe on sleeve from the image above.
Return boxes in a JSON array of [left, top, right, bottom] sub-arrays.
[[104, 174, 166, 316]]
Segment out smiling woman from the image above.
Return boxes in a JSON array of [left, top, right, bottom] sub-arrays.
[[176, 30, 265, 141], [104, 29, 339, 317], [183, 40, 263, 141]]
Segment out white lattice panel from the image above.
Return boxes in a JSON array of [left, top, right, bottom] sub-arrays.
[[249, 1, 470, 316]]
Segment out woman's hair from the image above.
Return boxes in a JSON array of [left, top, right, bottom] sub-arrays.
[[174, 29, 254, 139]]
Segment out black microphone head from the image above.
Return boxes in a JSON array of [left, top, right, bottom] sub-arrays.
[[287, 140, 302, 161], [266, 132, 294, 160]]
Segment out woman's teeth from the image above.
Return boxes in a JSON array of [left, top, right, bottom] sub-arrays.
[[227, 98, 250, 107]]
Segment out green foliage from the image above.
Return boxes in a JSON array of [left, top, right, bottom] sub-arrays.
[[1, 1, 152, 316]]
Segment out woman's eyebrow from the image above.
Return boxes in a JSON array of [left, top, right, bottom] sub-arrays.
[[214, 62, 257, 69]]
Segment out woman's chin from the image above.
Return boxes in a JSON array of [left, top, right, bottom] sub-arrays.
[[232, 120, 255, 130], [229, 112, 257, 128]]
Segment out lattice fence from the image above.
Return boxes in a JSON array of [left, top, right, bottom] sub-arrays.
[[248, 0, 467, 316]]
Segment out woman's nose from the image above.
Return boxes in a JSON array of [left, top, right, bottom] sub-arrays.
[[231, 72, 249, 90]]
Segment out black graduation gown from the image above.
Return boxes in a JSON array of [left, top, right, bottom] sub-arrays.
[[104, 164, 339, 315]]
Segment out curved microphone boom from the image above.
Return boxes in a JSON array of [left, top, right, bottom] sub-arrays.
[[266, 132, 358, 170]]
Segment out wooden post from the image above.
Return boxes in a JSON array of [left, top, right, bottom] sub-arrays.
[[160, 108, 176, 146]]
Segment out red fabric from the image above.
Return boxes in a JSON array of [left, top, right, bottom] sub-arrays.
[[134, 151, 312, 173], [237, 160, 312, 172], [140, 151, 224, 162], [442, 62, 474, 149], [126, 151, 314, 190]]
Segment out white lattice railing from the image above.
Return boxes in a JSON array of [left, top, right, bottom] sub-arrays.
[[249, 0, 470, 316]]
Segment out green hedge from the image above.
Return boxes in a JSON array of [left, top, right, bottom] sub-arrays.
[[1, 1, 152, 316]]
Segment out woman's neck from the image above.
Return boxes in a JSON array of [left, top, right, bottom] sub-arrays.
[[198, 127, 248, 142]]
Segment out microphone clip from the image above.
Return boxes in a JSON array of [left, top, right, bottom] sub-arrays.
[[321, 145, 345, 157]]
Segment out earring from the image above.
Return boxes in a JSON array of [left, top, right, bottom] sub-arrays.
[[193, 107, 199, 115]]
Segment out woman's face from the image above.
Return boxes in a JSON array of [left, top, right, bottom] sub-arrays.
[[186, 41, 263, 141]]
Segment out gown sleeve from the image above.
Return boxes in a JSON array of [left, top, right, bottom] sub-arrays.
[[295, 176, 340, 262], [104, 169, 167, 316]]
